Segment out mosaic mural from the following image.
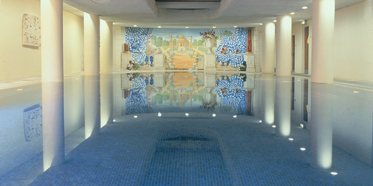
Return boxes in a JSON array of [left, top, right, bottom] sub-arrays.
[[125, 27, 247, 70]]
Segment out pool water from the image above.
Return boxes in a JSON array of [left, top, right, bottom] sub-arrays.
[[0, 72, 373, 185]]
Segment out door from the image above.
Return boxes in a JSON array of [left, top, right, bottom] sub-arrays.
[[304, 27, 309, 74], [292, 35, 295, 72]]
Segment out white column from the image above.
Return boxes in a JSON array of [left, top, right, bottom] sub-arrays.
[[276, 15, 292, 77], [310, 83, 332, 169], [100, 20, 113, 73], [311, 0, 335, 83], [262, 22, 275, 73], [41, 0, 64, 171], [84, 13, 100, 75], [275, 77, 291, 136], [85, 75, 100, 139], [100, 74, 114, 127], [261, 74, 275, 125]]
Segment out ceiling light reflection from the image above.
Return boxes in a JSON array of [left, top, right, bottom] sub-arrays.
[[212, 113, 216, 117], [300, 147, 306, 151], [158, 112, 162, 117], [185, 113, 189, 117], [331, 172, 338, 176], [134, 115, 138, 118]]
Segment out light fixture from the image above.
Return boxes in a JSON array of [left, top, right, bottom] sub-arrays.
[[259, 120, 262, 123], [185, 26, 189, 28], [185, 113, 189, 117], [289, 138, 294, 141], [301, 20, 307, 25], [300, 147, 306, 151], [158, 26, 161, 28], [212, 26, 216, 28], [353, 91, 359, 94], [17, 89, 23, 91], [272, 125, 276, 128], [290, 12, 295, 15], [158, 112, 162, 117], [302, 6, 308, 9], [273, 20, 277, 23], [134, 115, 138, 118], [233, 26, 237, 28], [233, 115, 237, 118], [212, 113, 216, 117], [331, 172, 338, 176]]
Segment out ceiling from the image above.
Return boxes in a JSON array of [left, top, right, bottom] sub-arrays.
[[63, 0, 365, 28]]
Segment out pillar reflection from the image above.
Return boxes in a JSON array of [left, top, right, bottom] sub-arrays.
[[100, 75, 114, 127], [42, 82, 65, 171], [310, 83, 332, 169], [261, 74, 275, 125], [85, 75, 100, 139], [275, 77, 292, 136]]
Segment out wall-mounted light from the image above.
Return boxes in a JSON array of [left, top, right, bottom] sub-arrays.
[[300, 123, 304, 128]]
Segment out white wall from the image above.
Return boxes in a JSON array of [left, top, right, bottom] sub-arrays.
[[63, 11, 84, 74], [0, 0, 41, 81], [291, 20, 312, 75], [333, 0, 373, 82], [0, 1, 84, 81]]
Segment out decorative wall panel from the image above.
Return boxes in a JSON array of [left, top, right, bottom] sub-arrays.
[[22, 14, 41, 47]]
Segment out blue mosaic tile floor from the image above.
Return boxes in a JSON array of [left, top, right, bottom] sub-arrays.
[[27, 113, 373, 186]]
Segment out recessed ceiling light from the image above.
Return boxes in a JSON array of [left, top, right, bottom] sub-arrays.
[[353, 91, 359, 93], [273, 20, 277, 22], [233, 26, 238, 28], [213, 26, 216, 28], [302, 6, 308, 9], [290, 12, 295, 15], [134, 25, 137, 27], [158, 26, 161, 28], [185, 26, 189, 28]]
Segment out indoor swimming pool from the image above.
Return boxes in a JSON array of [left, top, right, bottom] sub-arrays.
[[0, 72, 373, 185]]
